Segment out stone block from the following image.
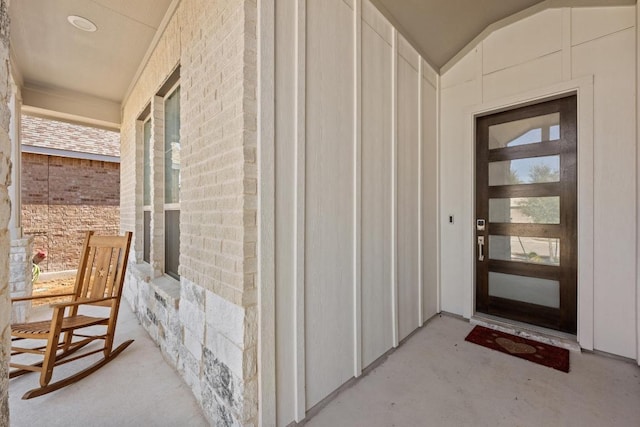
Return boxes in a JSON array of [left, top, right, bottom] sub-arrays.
[[201, 383, 241, 427], [183, 327, 203, 360], [180, 354, 202, 402], [205, 288, 245, 347], [9, 265, 25, 282], [182, 277, 205, 308], [180, 297, 205, 342], [11, 303, 27, 324], [202, 346, 243, 412], [205, 328, 243, 384]]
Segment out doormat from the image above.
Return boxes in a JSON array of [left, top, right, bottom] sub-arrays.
[[465, 326, 570, 372]]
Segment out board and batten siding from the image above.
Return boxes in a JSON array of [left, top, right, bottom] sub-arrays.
[[440, 5, 637, 359], [275, 0, 438, 424]]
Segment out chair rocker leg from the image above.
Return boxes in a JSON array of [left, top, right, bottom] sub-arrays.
[[10, 339, 94, 379], [21, 339, 134, 400]]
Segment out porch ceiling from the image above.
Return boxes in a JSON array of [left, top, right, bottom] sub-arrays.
[[9, 0, 175, 129]]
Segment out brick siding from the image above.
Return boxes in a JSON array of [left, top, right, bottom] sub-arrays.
[[21, 152, 120, 272], [120, 0, 259, 424]]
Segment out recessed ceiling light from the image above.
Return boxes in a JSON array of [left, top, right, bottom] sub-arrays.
[[67, 15, 97, 32]]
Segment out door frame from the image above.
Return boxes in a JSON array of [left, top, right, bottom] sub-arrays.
[[463, 76, 595, 349], [475, 95, 577, 333]]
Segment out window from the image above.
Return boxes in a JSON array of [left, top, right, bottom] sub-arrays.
[[164, 85, 181, 279], [143, 118, 151, 263], [137, 67, 180, 279]]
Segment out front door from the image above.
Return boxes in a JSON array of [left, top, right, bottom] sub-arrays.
[[475, 96, 577, 334]]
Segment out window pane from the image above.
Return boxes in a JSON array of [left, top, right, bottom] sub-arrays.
[[489, 155, 559, 186], [489, 197, 559, 224], [489, 113, 560, 149], [165, 86, 181, 204], [165, 210, 180, 280], [143, 120, 151, 206], [489, 272, 559, 308], [489, 235, 560, 266], [143, 210, 151, 263]]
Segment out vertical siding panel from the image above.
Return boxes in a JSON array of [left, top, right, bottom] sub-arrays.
[[305, 0, 355, 408], [361, 7, 393, 368], [573, 28, 637, 358], [275, 0, 297, 424], [396, 38, 420, 341], [294, 0, 307, 419], [417, 60, 424, 326], [353, 0, 363, 377], [391, 29, 399, 347], [422, 64, 439, 320]]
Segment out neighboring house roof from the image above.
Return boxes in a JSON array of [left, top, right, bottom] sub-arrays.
[[21, 115, 120, 160]]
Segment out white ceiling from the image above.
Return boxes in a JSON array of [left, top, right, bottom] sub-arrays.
[[10, 0, 173, 103], [12, 0, 619, 127]]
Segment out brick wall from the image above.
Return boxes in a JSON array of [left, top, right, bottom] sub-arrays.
[[0, 0, 12, 423], [21, 152, 120, 272], [120, 0, 259, 425]]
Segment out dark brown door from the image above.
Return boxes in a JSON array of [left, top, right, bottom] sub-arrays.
[[475, 96, 577, 334]]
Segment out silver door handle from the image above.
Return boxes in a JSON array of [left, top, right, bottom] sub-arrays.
[[477, 236, 485, 261]]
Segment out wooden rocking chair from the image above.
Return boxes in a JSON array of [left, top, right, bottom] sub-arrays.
[[10, 231, 133, 399]]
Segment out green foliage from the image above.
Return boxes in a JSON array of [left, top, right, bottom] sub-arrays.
[[516, 164, 560, 263], [517, 164, 559, 224], [32, 263, 41, 283]]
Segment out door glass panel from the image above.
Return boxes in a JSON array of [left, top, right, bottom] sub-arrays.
[[489, 272, 559, 308], [489, 155, 559, 186], [489, 197, 559, 224], [489, 113, 560, 149], [489, 235, 560, 265]]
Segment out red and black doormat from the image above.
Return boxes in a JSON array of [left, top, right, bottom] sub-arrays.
[[465, 325, 570, 372]]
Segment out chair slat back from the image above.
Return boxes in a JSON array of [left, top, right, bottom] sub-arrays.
[[73, 232, 133, 307]]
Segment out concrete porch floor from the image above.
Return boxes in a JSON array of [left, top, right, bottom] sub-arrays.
[[9, 308, 640, 426], [306, 315, 640, 427], [8, 302, 208, 427]]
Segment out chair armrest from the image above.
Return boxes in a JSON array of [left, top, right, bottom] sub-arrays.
[[50, 297, 116, 309], [11, 292, 76, 303]]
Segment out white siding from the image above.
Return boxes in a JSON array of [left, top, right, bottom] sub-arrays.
[[274, 0, 296, 423], [636, 3, 640, 366], [572, 27, 636, 358], [482, 9, 562, 74], [274, 0, 439, 423], [397, 42, 421, 341], [482, 52, 563, 102], [361, 13, 393, 367], [571, 6, 635, 46], [440, 76, 481, 317], [439, 5, 637, 359], [304, 0, 355, 408], [422, 72, 439, 320]]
